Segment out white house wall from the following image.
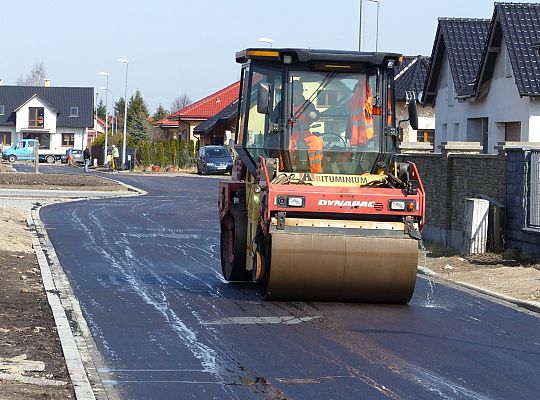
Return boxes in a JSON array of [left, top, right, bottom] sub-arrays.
[[434, 53, 454, 150], [56, 127, 87, 150], [435, 42, 531, 153], [528, 98, 540, 141], [15, 97, 57, 133]]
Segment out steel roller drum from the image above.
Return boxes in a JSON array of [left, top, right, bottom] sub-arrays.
[[264, 232, 419, 303]]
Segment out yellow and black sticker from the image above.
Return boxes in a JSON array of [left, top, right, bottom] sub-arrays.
[[277, 173, 386, 187]]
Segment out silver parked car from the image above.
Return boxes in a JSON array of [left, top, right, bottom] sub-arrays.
[[61, 149, 84, 164]]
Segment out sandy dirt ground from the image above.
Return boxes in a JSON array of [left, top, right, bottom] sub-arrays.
[[0, 208, 74, 399], [0, 164, 126, 398], [421, 244, 540, 303], [0, 171, 126, 191]]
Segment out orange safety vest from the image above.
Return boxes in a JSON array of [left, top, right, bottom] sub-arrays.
[[290, 105, 324, 173], [350, 80, 374, 146]]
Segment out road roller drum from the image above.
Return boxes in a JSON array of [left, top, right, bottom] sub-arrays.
[[263, 231, 418, 303]]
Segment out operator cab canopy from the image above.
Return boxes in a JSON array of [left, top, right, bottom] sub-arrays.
[[235, 48, 414, 176], [235, 48, 403, 69]]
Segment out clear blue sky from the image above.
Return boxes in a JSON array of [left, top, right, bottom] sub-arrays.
[[1, 0, 536, 113]]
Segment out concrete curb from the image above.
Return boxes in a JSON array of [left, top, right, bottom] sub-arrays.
[[97, 175, 148, 196], [29, 211, 97, 400], [0, 188, 136, 199], [99, 170, 225, 180], [417, 266, 540, 315]]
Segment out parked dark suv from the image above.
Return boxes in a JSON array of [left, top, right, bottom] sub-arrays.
[[197, 145, 233, 175]]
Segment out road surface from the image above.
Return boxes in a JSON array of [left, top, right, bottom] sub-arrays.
[[41, 174, 540, 400]]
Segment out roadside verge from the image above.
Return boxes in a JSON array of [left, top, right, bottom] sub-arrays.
[[29, 210, 98, 399], [4, 182, 145, 399], [417, 266, 540, 315]]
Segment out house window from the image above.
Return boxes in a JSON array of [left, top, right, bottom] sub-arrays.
[[417, 129, 435, 145], [23, 132, 50, 149], [467, 117, 489, 153], [505, 122, 521, 141], [1, 131, 11, 146], [0, 105, 5, 115], [29, 107, 45, 128], [442, 123, 448, 141], [69, 106, 79, 117], [447, 76, 455, 106], [505, 48, 513, 78], [453, 123, 459, 140], [316, 90, 337, 107], [62, 133, 75, 147]]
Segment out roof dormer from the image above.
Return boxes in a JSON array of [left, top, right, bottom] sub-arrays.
[[14, 93, 58, 133]]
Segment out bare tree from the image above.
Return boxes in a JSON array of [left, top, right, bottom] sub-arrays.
[[170, 94, 192, 113], [17, 62, 47, 86]]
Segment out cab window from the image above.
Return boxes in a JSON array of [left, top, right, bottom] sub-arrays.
[[244, 66, 283, 163]]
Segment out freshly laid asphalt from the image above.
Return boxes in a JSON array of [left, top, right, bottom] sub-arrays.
[[39, 173, 540, 400]]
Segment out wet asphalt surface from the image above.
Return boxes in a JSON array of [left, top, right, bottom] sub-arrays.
[[37, 171, 540, 400]]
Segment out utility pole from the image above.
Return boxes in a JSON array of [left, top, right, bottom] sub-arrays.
[[359, 0, 364, 51], [33, 140, 39, 173]]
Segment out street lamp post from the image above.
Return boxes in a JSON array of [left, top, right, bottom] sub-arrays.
[[99, 72, 109, 167], [101, 87, 115, 136], [117, 58, 129, 170], [359, 0, 381, 52], [359, 0, 364, 50], [94, 91, 99, 143], [368, 0, 381, 52]]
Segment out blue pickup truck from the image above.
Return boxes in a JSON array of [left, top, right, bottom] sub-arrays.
[[2, 139, 38, 162], [2, 139, 64, 163]]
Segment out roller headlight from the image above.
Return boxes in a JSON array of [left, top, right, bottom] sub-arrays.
[[389, 200, 416, 211], [276, 195, 305, 208], [287, 196, 305, 207], [389, 200, 405, 210]]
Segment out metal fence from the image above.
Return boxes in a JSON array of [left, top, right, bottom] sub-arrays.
[[530, 150, 540, 229]]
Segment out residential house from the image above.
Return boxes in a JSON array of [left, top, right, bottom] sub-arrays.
[[0, 85, 94, 152], [162, 81, 240, 146], [424, 3, 540, 153], [423, 18, 491, 152], [87, 115, 106, 146], [193, 99, 238, 147], [394, 55, 434, 145], [154, 116, 180, 141]]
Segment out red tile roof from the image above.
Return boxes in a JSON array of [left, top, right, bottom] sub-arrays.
[[155, 117, 179, 127], [95, 115, 106, 128], [169, 81, 240, 120]]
